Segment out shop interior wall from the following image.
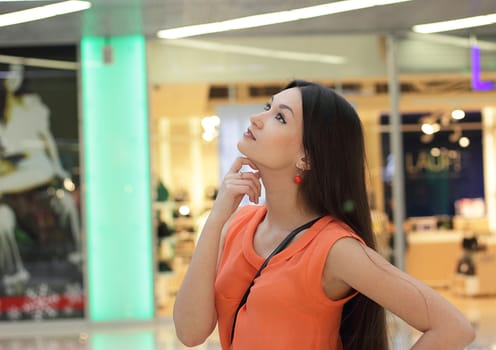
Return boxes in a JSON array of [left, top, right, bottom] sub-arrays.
[[147, 33, 496, 223], [146, 33, 496, 309]]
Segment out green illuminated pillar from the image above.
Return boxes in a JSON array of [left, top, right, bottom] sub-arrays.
[[92, 330, 155, 350], [81, 35, 154, 321]]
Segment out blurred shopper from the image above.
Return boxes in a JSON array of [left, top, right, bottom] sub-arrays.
[[174, 80, 474, 350]]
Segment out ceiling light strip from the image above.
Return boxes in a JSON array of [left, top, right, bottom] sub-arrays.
[[413, 13, 496, 34], [164, 39, 346, 64], [407, 33, 496, 51], [0, 0, 91, 28], [0, 54, 79, 70], [158, 0, 414, 39]]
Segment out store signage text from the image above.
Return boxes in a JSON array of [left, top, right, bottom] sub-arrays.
[[405, 149, 461, 174], [471, 45, 495, 91]]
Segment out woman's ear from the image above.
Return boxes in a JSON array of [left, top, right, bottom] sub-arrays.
[[296, 156, 311, 171]]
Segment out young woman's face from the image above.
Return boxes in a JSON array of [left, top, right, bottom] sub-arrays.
[[238, 87, 305, 170]]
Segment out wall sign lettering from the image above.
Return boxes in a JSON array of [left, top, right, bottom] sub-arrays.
[[471, 45, 495, 91]]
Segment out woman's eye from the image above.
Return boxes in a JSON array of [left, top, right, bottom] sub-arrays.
[[264, 102, 285, 124], [275, 113, 286, 124]]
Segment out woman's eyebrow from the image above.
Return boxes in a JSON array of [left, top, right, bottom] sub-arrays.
[[278, 103, 294, 117], [271, 96, 295, 117]]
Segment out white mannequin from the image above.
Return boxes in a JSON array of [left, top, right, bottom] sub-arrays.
[[0, 204, 29, 290], [0, 64, 82, 291]]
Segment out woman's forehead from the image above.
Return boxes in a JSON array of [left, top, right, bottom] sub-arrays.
[[273, 87, 302, 108]]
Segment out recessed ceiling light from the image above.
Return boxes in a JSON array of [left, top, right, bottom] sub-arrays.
[[0, 54, 79, 69], [413, 13, 496, 34], [407, 32, 496, 51], [0, 0, 91, 28], [158, 0, 415, 39], [163, 39, 346, 64]]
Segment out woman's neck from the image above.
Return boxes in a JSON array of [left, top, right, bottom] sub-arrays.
[[260, 172, 318, 231]]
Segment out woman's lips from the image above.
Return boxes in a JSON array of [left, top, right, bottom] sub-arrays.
[[244, 128, 256, 140]]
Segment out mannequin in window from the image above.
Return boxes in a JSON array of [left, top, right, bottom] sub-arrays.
[[0, 64, 81, 291]]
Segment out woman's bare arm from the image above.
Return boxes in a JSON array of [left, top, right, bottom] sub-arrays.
[[173, 157, 260, 347], [324, 238, 475, 349]]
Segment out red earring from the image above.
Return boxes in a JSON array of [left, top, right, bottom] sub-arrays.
[[293, 175, 302, 184]]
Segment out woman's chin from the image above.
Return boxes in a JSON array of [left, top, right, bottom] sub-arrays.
[[237, 141, 247, 155]]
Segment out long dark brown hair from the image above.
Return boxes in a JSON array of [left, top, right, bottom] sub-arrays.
[[284, 80, 389, 350]]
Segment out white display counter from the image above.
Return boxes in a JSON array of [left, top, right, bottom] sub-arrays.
[[406, 230, 496, 288]]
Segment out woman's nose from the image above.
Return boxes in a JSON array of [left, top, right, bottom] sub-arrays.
[[250, 113, 263, 128]]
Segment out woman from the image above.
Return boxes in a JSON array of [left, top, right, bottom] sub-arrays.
[[173, 80, 474, 349]]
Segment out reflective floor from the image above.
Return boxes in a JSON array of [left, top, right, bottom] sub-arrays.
[[0, 291, 494, 350]]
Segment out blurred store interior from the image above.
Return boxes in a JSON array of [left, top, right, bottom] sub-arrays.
[[0, 0, 495, 349]]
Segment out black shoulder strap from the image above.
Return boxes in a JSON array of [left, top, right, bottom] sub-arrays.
[[230, 216, 322, 343]]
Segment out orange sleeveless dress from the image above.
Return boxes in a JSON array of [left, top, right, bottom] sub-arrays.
[[215, 205, 364, 350]]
